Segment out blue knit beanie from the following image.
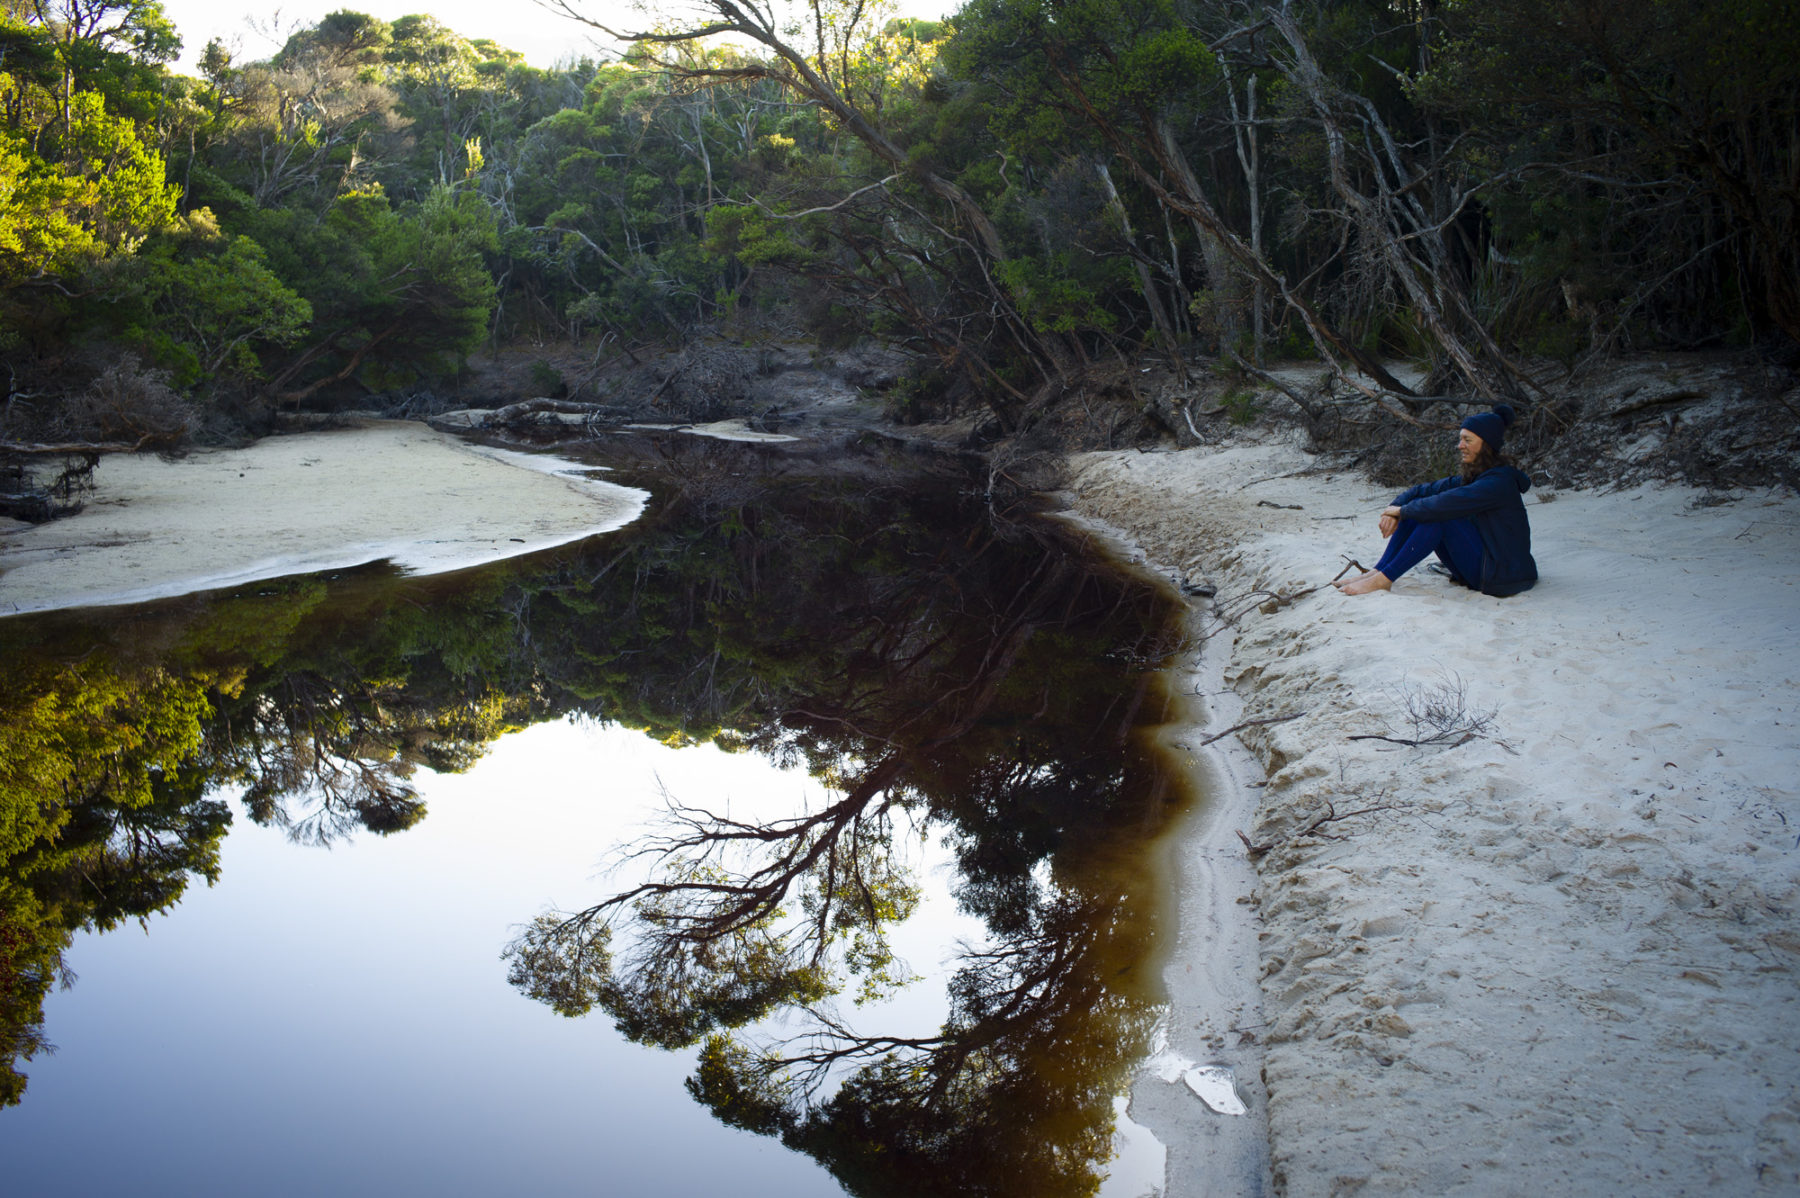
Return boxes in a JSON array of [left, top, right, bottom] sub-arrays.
[[1461, 403, 1516, 452]]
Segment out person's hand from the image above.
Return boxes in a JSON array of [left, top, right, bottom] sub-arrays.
[[1378, 506, 1401, 538]]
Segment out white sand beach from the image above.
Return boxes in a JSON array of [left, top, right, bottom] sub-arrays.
[[0, 421, 647, 615], [1069, 436, 1800, 1196]]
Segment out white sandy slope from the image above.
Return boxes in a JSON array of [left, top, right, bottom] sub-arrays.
[[1067, 437, 1800, 1196], [0, 421, 648, 616]]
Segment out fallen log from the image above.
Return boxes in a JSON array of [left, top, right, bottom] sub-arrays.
[[446, 399, 642, 431], [0, 436, 152, 456]]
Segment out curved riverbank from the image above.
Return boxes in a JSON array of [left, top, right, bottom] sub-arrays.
[[0, 421, 647, 616], [1066, 435, 1800, 1195]]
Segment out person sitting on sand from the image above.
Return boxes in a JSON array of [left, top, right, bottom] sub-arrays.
[[1337, 404, 1538, 597]]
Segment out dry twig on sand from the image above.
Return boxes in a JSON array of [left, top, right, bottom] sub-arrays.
[[1194, 710, 1307, 747], [1237, 794, 1401, 857], [1348, 673, 1496, 749]]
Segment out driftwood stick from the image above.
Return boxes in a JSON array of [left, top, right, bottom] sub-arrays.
[[1347, 731, 1476, 748], [1228, 350, 1318, 418], [1297, 798, 1399, 840], [1199, 710, 1306, 746], [0, 436, 152, 455], [1236, 829, 1272, 858]]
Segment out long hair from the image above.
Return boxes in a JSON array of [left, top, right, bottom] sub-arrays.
[[1461, 440, 1514, 484]]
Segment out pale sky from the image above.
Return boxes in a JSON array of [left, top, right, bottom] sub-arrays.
[[158, 0, 957, 75], [159, 0, 638, 72]]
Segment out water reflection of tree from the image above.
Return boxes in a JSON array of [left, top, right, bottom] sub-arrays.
[[0, 656, 231, 1106], [775, 893, 1157, 1197], [0, 438, 1184, 1185], [205, 673, 499, 845], [505, 453, 1184, 1197]]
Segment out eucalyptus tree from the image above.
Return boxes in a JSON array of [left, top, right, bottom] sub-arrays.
[[252, 184, 498, 401], [537, 0, 1091, 425], [384, 14, 523, 190], [227, 39, 403, 207], [0, 89, 177, 287], [107, 218, 313, 387], [1253, 2, 1541, 400], [18, 0, 179, 127], [495, 53, 760, 345]]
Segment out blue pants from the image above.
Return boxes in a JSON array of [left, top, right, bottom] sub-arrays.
[[1374, 518, 1485, 587]]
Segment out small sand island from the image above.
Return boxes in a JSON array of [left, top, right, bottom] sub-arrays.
[[0, 422, 648, 616]]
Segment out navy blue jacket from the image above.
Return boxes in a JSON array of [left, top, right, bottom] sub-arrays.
[[1394, 466, 1538, 596]]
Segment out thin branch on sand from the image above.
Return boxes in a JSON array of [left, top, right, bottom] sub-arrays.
[[1195, 710, 1307, 747]]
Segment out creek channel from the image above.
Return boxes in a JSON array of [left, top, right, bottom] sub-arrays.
[[0, 430, 1210, 1196]]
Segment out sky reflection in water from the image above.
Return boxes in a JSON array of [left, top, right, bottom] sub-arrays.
[[1, 720, 850, 1197]]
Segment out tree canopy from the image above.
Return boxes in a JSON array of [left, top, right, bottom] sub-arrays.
[[2, 0, 1790, 445]]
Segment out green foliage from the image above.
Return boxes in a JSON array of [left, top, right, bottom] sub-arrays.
[[1220, 385, 1261, 426], [236, 184, 495, 391], [687, 1034, 798, 1136], [7, 0, 1793, 427], [277, 9, 393, 67], [54, 90, 179, 240], [996, 253, 1122, 335], [0, 651, 225, 1106], [503, 914, 614, 1017], [0, 129, 98, 284], [0, 90, 177, 287], [948, 0, 1217, 151], [707, 204, 819, 270], [119, 221, 312, 384], [527, 359, 564, 395]]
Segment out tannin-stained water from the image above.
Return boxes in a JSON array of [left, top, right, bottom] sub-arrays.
[[0, 433, 1195, 1197]]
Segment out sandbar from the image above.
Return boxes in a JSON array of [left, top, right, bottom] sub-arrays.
[[0, 421, 648, 616]]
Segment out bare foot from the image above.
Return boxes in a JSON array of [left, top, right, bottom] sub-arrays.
[[1337, 570, 1392, 595]]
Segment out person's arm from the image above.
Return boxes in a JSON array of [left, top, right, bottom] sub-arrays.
[[1394, 475, 1460, 506], [1384, 474, 1458, 534], [1399, 470, 1513, 522]]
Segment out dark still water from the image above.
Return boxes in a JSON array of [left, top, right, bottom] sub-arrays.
[[0, 433, 1192, 1197]]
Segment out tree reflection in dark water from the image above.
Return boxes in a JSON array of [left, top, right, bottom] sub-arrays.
[[0, 433, 1188, 1195]]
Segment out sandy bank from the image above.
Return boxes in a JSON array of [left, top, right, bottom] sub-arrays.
[[0, 421, 648, 616], [1069, 437, 1800, 1196]]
